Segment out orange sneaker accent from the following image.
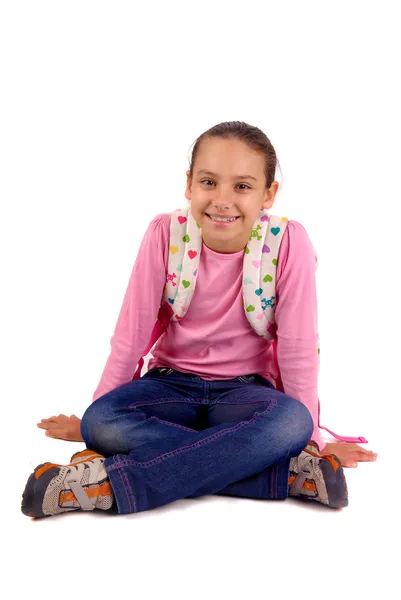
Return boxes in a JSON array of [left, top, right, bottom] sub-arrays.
[[304, 448, 340, 473], [303, 480, 317, 493], [305, 446, 340, 474], [305, 450, 320, 459], [289, 474, 317, 493], [35, 453, 106, 480], [60, 481, 112, 504], [321, 454, 340, 473], [35, 463, 60, 479], [71, 450, 104, 461], [65, 457, 103, 467], [75, 450, 101, 458]]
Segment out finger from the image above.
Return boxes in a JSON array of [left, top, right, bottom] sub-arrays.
[[355, 453, 377, 462], [338, 457, 358, 468], [37, 423, 55, 430], [45, 429, 65, 439], [354, 448, 377, 457], [38, 421, 58, 429]]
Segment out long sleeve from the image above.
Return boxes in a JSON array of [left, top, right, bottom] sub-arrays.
[[275, 221, 325, 451], [91, 214, 169, 402]]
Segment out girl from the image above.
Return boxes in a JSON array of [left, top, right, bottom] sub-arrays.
[[22, 121, 377, 519]]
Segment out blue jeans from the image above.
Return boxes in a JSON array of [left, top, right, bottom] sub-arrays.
[[80, 367, 314, 514]]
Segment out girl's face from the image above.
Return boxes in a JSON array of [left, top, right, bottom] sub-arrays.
[[185, 137, 279, 253]]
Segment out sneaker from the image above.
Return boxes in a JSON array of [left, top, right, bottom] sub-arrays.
[[69, 449, 105, 464], [21, 452, 114, 518], [289, 441, 348, 508]]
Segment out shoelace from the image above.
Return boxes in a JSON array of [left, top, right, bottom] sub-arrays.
[[64, 457, 104, 510], [290, 452, 321, 496]]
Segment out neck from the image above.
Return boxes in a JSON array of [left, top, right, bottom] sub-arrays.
[[201, 228, 252, 254]]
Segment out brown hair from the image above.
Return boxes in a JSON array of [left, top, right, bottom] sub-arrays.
[[188, 121, 283, 190]]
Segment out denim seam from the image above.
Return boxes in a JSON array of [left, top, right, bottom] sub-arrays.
[[106, 400, 278, 472], [112, 455, 137, 512], [210, 399, 279, 406], [129, 398, 201, 408], [113, 455, 132, 512], [130, 398, 276, 408], [151, 416, 198, 433], [122, 470, 137, 512]]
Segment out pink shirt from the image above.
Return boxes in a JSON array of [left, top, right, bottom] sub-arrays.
[[92, 212, 324, 450]]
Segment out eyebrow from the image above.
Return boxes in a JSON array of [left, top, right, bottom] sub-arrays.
[[196, 169, 258, 182]]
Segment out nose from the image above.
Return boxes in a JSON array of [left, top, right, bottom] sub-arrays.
[[212, 205, 232, 212], [212, 198, 234, 212], [209, 185, 238, 213]]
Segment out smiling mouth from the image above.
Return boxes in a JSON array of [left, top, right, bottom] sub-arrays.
[[205, 214, 240, 221]]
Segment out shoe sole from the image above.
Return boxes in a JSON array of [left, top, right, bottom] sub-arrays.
[[21, 463, 79, 519], [320, 453, 348, 508]]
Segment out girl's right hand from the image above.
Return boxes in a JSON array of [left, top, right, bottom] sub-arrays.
[[37, 414, 84, 442]]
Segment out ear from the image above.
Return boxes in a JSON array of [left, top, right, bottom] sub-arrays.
[[185, 170, 192, 201], [262, 181, 279, 210]]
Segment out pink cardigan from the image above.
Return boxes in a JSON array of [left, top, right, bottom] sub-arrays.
[[92, 212, 367, 452]]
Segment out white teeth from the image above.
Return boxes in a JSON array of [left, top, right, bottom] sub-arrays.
[[209, 215, 236, 222]]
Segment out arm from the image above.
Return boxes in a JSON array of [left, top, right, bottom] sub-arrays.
[[37, 213, 170, 441], [91, 213, 170, 401], [275, 221, 325, 452]]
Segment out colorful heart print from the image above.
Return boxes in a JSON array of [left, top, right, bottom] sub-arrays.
[[178, 216, 187, 225], [182, 280, 190, 288], [262, 244, 270, 253], [244, 276, 253, 284], [271, 227, 280, 236], [255, 288, 263, 296], [263, 274, 273, 282], [176, 264, 183, 272], [261, 215, 270, 222], [170, 245, 179, 255], [183, 234, 190, 243], [272, 258, 278, 266], [252, 260, 261, 268], [188, 250, 197, 259], [246, 305, 255, 312]]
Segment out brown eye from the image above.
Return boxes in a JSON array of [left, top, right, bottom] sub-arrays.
[[201, 180, 250, 190]]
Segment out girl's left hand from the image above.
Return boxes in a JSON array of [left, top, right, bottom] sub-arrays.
[[320, 442, 377, 468]]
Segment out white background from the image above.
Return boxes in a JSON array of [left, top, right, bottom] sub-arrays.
[[2, 1, 400, 598]]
